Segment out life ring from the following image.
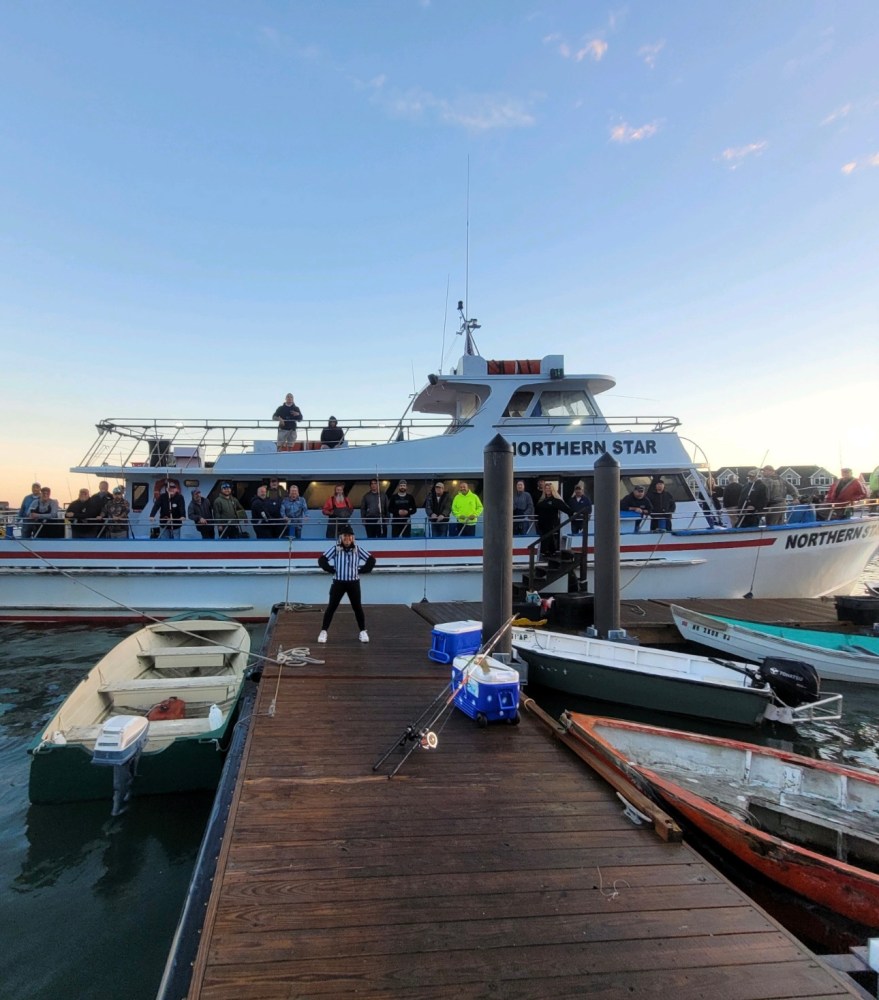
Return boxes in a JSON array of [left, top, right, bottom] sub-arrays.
[[153, 477, 182, 500]]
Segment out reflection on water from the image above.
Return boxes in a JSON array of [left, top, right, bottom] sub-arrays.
[[0, 622, 263, 1000]]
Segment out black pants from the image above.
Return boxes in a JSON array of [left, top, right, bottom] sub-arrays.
[[321, 580, 365, 631], [364, 521, 386, 539]]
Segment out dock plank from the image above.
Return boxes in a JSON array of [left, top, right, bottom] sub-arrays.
[[188, 605, 858, 999]]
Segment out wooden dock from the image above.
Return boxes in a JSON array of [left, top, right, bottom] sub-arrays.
[[187, 603, 860, 999]]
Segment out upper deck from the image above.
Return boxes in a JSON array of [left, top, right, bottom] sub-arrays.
[[72, 353, 690, 478]]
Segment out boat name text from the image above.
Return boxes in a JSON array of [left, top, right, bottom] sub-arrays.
[[514, 439, 658, 458], [785, 521, 879, 549]]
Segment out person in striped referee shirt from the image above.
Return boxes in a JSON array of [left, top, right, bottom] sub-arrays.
[[316, 525, 376, 644]]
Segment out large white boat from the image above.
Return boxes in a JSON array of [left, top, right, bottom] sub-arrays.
[[3, 332, 877, 621]]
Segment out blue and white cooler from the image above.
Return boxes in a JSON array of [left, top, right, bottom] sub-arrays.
[[451, 653, 520, 726], [428, 620, 482, 664]]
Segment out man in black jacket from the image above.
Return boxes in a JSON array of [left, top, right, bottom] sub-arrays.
[[149, 483, 186, 539], [737, 470, 768, 528], [188, 489, 215, 540], [250, 484, 283, 538]]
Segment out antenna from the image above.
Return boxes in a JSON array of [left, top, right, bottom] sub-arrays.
[[439, 274, 450, 375], [465, 156, 470, 319]]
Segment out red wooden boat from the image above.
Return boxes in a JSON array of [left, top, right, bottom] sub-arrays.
[[565, 713, 879, 927]]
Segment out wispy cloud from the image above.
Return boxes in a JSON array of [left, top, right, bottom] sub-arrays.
[[841, 152, 879, 175], [364, 76, 536, 131], [258, 25, 323, 63], [821, 97, 879, 126], [262, 27, 535, 132], [638, 40, 665, 69], [609, 120, 660, 143], [821, 103, 853, 126], [543, 32, 607, 62], [718, 141, 768, 169]]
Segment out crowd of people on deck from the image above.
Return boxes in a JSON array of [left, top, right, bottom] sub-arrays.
[[13, 460, 876, 542]]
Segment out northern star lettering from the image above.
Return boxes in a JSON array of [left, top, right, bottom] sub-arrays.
[[785, 521, 879, 549], [612, 440, 658, 455], [515, 439, 657, 458]]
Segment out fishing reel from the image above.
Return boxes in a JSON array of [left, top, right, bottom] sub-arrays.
[[420, 730, 438, 750]]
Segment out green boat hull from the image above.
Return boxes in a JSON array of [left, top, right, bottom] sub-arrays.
[[28, 717, 233, 805], [517, 647, 771, 727]]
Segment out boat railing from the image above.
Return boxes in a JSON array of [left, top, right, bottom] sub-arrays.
[[498, 416, 681, 433], [75, 416, 462, 470]]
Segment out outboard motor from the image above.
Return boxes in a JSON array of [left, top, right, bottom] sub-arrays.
[[91, 715, 150, 816], [758, 658, 820, 707]]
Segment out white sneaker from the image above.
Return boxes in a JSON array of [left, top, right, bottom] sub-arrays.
[[317, 630, 328, 643], [359, 630, 369, 643]]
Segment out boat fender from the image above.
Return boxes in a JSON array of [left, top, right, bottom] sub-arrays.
[[147, 696, 186, 721], [317, 554, 333, 573], [758, 658, 820, 707]]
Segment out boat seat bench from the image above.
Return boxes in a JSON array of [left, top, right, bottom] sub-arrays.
[[750, 793, 879, 844], [145, 645, 231, 671], [98, 675, 240, 710], [63, 717, 219, 743]]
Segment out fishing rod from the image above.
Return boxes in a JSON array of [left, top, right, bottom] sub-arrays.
[[372, 614, 517, 778]]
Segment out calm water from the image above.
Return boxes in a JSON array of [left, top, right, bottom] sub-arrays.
[[1, 568, 877, 997], [0, 623, 263, 1000]]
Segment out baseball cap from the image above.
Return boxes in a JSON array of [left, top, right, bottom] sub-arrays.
[[220, 482, 232, 489], [339, 525, 355, 536], [113, 487, 123, 494]]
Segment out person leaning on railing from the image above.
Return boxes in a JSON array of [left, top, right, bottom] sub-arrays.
[[825, 468, 867, 521], [188, 488, 215, 540], [101, 488, 131, 539], [212, 482, 247, 539], [65, 488, 92, 538], [451, 481, 484, 538], [27, 487, 65, 538]]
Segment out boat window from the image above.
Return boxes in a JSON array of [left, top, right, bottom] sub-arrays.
[[503, 391, 534, 418], [131, 482, 150, 512], [457, 393, 482, 421], [620, 474, 693, 501], [532, 390, 597, 419]]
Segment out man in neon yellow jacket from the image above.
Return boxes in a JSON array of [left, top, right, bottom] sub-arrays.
[[451, 481, 483, 537]]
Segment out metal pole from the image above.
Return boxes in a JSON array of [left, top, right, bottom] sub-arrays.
[[482, 434, 514, 658], [593, 452, 621, 637]]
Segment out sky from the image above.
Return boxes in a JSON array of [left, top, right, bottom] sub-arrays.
[[2, 1, 877, 505]]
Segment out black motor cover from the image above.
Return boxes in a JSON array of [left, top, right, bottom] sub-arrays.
[[758, 657, 820, 706]]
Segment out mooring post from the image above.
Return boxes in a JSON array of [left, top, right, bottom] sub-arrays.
[[593, 452, 621, 637], [483, 433, 514, 658]]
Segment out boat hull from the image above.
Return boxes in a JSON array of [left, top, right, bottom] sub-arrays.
[[566, 714, 879, 927], [650, 773, 879, 928], [2, 516, 877, 622], [672, 606, 879, 685], [28, 722, 230, 804], [514, 646, 771, 726], [27, 618, 251, 803]]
